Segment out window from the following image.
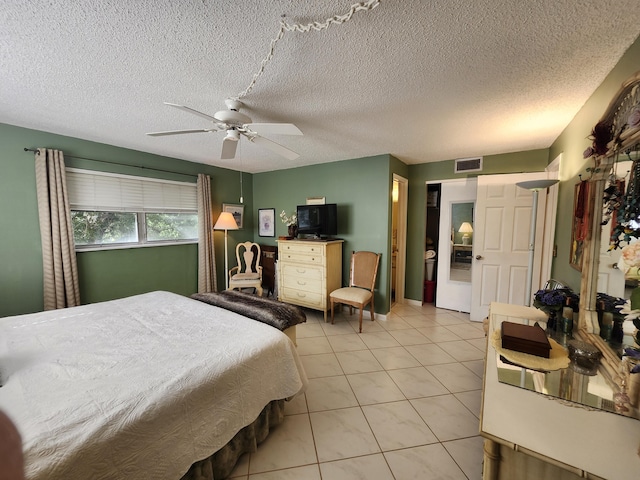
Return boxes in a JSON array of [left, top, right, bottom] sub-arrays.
[[66, 169, 198, 250]]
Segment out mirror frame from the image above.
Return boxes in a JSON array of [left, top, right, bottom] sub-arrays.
[[579, 71, 640, 389]]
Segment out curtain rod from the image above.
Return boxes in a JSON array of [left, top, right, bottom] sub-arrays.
[[23, 148, 197, 179]]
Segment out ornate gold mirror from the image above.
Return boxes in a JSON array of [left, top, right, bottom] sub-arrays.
[[576, 71, 640, 417]]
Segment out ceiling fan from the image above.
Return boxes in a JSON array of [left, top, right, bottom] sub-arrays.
[[146, 99, 302, 160]]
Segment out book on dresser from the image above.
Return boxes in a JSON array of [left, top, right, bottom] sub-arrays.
[[277, 239, 343, 321]]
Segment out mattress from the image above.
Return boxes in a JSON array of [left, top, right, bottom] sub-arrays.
[[0, 291, 307, 480]]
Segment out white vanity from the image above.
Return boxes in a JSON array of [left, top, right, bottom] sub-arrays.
[[480, 302, 640, 480]]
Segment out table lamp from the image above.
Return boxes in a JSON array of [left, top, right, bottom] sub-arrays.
[[459, 222, 473, 245], [214, 211, 239, 290]]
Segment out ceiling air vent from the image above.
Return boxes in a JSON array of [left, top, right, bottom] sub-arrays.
[[455, 157, 483, 174]]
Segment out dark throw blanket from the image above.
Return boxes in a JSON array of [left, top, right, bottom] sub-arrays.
[[191, 290, 306, 331]]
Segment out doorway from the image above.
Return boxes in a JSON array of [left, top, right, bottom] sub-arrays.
[[391, 175, 408, 306]]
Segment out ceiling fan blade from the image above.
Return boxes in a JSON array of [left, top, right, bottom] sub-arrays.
[[249, 134, 299, 160], [245, 123, 302, 136], [146, 129, 213, 136], [164, 102, 220, 122], [221, 137, 238, 159]]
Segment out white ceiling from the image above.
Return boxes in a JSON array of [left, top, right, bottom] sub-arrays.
[[2, 1, 640, 173]]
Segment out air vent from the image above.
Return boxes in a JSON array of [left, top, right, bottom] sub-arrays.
[[455, 157, 483, 173]]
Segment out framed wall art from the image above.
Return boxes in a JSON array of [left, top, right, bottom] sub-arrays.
[[258, 208, 275, 237], [570, 181, 589, 271], [222, 203, 244, 229]]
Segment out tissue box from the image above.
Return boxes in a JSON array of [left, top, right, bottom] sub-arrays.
[[501, 321, 551, 358]]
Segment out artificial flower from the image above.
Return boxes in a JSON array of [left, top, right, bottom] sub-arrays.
[[279, 210, 297, 226], [628, 106, 640, 128]]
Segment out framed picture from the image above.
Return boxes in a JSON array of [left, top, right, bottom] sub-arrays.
[[306, 197, 326, 205], [222, 203, 244, 229], [258, 208, 275, 237], [570, 181, 589, 271]]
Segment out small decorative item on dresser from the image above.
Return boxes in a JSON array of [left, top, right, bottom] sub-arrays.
[[280, 210, 297, 239]]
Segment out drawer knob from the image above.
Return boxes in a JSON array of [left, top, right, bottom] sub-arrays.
[[297, 293, 306, 298], [297, 280, 306, 285], [296, 269, 306, 273]]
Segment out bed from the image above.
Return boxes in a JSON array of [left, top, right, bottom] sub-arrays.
[[0, 291, 308, 480]]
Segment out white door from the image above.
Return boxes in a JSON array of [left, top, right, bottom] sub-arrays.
[[469, 172, 557, 321], [435, 178, 477, 312]]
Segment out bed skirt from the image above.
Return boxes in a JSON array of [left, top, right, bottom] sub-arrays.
[[180, 399, 285, 480]]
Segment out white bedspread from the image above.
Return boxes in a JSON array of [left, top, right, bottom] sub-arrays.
[[0, 291, 307, 480]]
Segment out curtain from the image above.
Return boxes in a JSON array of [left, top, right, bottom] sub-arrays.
[[34, 148, 80, 310], [197, 174, 217, 293]]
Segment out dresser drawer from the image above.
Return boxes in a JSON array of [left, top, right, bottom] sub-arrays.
[[279, 242, 325, 255], [280, 263, 324, 280], [281, 274, 323, 292], [279, 252, 324, 265], [280, 287, 324, 308]]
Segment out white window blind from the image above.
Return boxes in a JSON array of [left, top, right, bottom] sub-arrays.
[[66, 168, 197, 212]]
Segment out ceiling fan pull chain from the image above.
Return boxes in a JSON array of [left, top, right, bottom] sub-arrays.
[[236, 0, 381, 100]]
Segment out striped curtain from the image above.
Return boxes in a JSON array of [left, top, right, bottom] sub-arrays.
[[197, 174, 217, 293], [34, 148, 80, 309]]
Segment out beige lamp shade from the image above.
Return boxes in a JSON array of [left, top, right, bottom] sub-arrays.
[[214, 211, 239, 231], [459, 222, 473, 245]]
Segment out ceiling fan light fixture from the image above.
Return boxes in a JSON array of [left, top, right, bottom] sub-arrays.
[[225, 130, 240, 142]]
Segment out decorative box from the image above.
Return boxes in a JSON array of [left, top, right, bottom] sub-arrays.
[[501, 321, 551, 358]]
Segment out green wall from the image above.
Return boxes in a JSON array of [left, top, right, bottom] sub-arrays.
[[405, 149, 550, 301], [252, 154, 405, 314], [0, 123, 249, 316], [549, 36, 640, 291]]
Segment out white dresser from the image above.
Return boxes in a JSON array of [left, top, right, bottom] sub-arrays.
[[277, 239, 343, 320]]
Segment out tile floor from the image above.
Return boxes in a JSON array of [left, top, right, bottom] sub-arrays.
[[229, 302, 487, 480]]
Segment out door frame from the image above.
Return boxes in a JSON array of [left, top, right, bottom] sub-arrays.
[[392, 174, 408, 305]]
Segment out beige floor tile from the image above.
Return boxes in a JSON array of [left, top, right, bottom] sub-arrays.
[[249, 414, 317, 474], [300, 353, 344, 378], [306, 376, 359, 412], [335, 349, 384, 374], [388, 328, 430, 345], [454, 390, 482, 418], [437, 339, 485, 362], [346, 371, 406, 405], [416, 325, 462, 342], [319, 454, 394, 480], [446, 323, 488, 339], [296, 336, 333, 355], [310, 407, 380, 462], [249, 464, 321, 480], [384, 443, 467, 479], [443, 436, 485, 480], [387, 366, 448, 399], [362, 400, 438, 451], [370, 346, 421, 370], [427, 362, 483, 392], [327, 333, 368, 352], [462, 359, 485, 378], [411, 395, 480, 442], [405, 343, 457, 366], [284, 392, 308, 415], [296, 323, 327, 338], [358, 331, 401, 349]]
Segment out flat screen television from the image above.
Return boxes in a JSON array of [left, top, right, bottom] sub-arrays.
[[296, 203, 338, 238]]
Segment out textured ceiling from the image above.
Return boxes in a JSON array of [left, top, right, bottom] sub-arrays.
[[2, 0, 640, 173]]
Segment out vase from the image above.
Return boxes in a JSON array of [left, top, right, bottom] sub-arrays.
[[288, 225, 297, 238]]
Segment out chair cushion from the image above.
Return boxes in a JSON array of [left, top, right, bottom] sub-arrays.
[[330, 287, 372, 304], [232, 273, 260, 280]]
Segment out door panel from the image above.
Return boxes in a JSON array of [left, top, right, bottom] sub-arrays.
[[435, 179, 477, 313], [470, 172, 557, 321]]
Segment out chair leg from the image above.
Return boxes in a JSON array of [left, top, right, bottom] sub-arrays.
[[330, 299, 335, 325], [358, 304, 363, 333], [370, 298, 375, 322]]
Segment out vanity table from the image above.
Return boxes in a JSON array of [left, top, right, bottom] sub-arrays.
[[480, 302, 639, 480]]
